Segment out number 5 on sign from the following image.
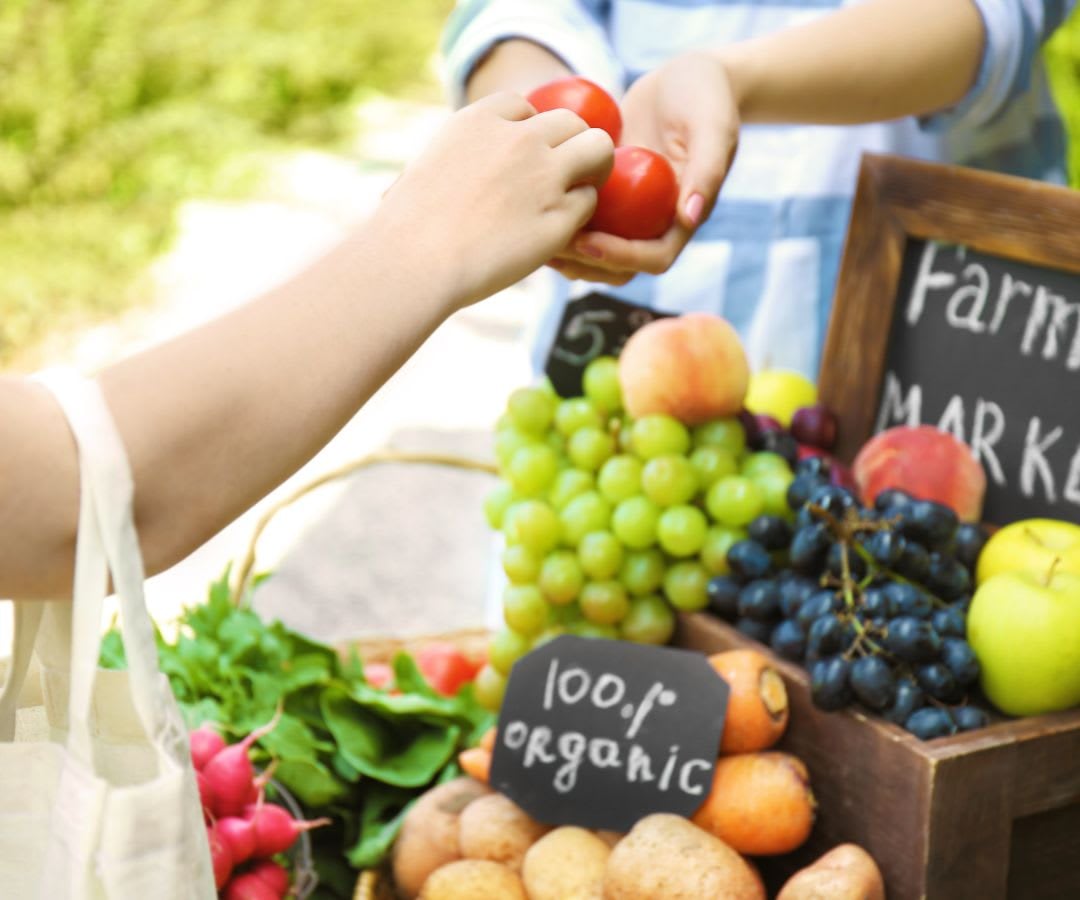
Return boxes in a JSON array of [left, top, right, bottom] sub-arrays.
[[545, 293, 673, 398]]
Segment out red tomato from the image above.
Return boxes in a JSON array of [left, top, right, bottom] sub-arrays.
[[588, 146, 679, 240], [527, 76, 622, 144], [417, 642, 483, 696]]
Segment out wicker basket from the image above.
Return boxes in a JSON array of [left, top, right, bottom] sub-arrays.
[[230, 450, 497, 900]]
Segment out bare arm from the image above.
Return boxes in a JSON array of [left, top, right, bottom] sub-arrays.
[[0, 94, 613, 599], [555, 0, 985, 280], [466, 38, 571, 103], [719, 0, 984, 125]]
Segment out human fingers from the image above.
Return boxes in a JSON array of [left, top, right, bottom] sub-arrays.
[[474, 90, 538, 122], [553, 126, 615, 188], [558, 184, 601, 234], [548, 258, 636, 286], [569, 226, 691, 276], [527, 107, 590, 147], [671, 67, 740, 229]]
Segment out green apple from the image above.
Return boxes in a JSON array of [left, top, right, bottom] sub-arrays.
[[967, 567, 1080, 716], [975, 518, 1080, 585]]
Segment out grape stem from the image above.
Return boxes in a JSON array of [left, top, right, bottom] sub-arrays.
[[850, 542, 950, 610], [838, 541, 888, 656]]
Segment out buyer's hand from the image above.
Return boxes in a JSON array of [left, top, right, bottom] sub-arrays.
[[375, 92, 614, 310], [548, 51, 740, 285]]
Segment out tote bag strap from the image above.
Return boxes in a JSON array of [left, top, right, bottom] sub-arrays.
[[34, 369, 176, 765], [0, 601, 45, 740]]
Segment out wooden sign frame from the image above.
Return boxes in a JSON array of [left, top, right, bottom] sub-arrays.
[[818, 153, 1080, 462]]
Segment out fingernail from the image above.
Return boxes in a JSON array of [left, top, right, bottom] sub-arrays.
[[685, 193, 705, 226], [576, 240, 603, 260]]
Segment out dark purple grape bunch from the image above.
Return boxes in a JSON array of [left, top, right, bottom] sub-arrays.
[[706, 468, 993, 740]]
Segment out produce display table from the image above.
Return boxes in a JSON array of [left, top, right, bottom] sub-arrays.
[[677, 613, 1080, 900]]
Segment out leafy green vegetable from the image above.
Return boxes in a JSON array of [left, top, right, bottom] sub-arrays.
[[103, 567, 493, 898]]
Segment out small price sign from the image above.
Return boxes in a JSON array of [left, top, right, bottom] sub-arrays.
[[489, 636, 729, 831], [544, 292, 672, 398]]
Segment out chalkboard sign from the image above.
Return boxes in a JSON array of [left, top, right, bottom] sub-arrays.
[[818, 155, 1080, 525], [490, 635, 728, 832], [544, 292, 672, 398]]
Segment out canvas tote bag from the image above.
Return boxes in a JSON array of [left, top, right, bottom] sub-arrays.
[[0, 370, 215, 899]]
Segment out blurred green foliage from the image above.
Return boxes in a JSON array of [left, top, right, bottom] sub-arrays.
[[1047, 13, 1080, 188], [3, 3, 1080, 366], [0, 0, 453, 364]]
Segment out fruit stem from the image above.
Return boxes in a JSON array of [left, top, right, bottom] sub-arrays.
[[839, 542, 856, 612], [850, 542, 950, 610], [1045, 556, 1062, 587], [847, 614, 887, 656]]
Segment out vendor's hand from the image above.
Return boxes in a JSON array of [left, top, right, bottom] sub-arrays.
[[374, 93, 614, 309], [549, 51, 739, 284]]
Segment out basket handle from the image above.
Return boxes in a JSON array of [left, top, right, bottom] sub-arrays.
[[229, 449, 497, 606]]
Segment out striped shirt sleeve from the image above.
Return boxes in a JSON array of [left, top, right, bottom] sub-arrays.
[[441, 0, 624, 107], [922, 0, 1077, 131]]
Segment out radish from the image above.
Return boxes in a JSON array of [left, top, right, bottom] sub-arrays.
[[196, 770, 216, 819], [246, 801, 331, 856], [244, 759, 279, 806], [201, 707, 281, 818], [205, 822, 233, 890], [189, 724, 226, 770], [215, 816, 256, 864], [248, 859, 290, 895], [222, 872, 282, 900]]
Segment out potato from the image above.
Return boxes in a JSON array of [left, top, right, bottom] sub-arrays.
[[418, 859, 527, 900], [602, 813, 765, 900], [776, 843, 885, 900], [458, 793, 551, 873], [523, 827, 611, 900], [392, 777, 492, 899]]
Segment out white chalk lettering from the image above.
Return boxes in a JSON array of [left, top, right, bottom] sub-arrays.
[[970, 399, 1007, 487], [524, 726, 556, 768], [503, 721, 529, 751], [906, 242, 957, 326], [988, 273, 1032, 334], [678, 759, 712, 796], [558, 666, 590, 706], [1064, 444, 1080, 506], [588, 739, 622, 769], [875, 372, 922, 432], [936, 395, 966, 443], [945, 263, 990, 333], [554, 732, 587, 794], [1021, 418, 1063, 502], [1021, 287, 1080, 368], [591, 673, 626, 710], [658, 746, 680, 792], [543, 659, 558, 711], [626, 745, 656, 783]]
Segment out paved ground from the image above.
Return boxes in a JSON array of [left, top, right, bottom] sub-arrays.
[[3, 96, 547, 647]]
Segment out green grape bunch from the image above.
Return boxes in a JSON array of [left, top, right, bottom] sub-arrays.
[[479, 356, 795, 705]]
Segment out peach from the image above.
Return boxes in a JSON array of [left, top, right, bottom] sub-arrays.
[[852, 425, 986, 521], [618, 313, 749, 425]]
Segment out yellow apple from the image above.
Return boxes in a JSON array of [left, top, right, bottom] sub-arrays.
[[967, 567, 1080, 716], [744, 369, 817, 428], [975, 518, 1080, 585]]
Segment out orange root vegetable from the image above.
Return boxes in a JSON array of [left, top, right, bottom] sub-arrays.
[[479, 726, 497, 753], [458, 747, 492, 784], [777, 843, 885, 900], [708, 649, 789, 753], [692, 751, 816, 856]]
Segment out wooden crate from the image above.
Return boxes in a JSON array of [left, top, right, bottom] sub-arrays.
[[676, 612, 1080, 900]]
